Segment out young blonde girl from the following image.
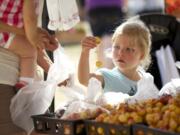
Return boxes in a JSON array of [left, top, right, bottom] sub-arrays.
[[78, 19, 156, 95]]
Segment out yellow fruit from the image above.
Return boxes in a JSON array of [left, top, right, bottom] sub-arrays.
[[176, 126, 180, 133], [110, 129, 116, 134], [90, 126, 95, 131], [96, 61, 103, 68], [97, 127, 104, 134], [95, 37, 101, 44], [118, 114, 128, 123], [169, 118, 178, 131], [136, 130, 144, 135]]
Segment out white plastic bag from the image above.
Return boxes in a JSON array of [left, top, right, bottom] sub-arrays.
[[61, 101, 107, 120], [47, 45, 75, 83], [96, 92, 130, 106], [58, 77, 107, 120], [58, 77, 103, 105], [86, 77, 103, 103], [127, 71, 159, 104], [155, 45, 180, 86], [10, 45, 74, 134], [10, 81, 55, 134], [159, 79, 180, 96]]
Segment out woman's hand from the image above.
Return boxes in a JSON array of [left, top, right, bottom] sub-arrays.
[[31, 28, 58, 51], [37, 28, 58, 51]]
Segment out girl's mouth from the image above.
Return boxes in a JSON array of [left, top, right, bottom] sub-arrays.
[[117, 59, 125, 63]]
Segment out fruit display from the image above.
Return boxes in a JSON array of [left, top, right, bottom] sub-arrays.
[[85, 120, 131, 135], [57, 99, 110, 121], [61, 107, 106, 120], [32, 92, 180, 135], [94, 94, 180, 133]]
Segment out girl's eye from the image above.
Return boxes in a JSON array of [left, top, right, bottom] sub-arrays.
[[113, 45, 120, 50], [126, 48, 135, 53]]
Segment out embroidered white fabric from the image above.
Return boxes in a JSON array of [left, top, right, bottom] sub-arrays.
[[46, 0, 80, 31]]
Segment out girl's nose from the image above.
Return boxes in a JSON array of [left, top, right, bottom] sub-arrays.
[[117, 49, 124, 56]]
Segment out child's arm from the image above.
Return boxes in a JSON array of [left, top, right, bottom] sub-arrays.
[[78, 36, 103, 86], [0, 21, 25, 35]]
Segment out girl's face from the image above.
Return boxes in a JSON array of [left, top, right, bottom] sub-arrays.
[[112, 35, 144, 72]]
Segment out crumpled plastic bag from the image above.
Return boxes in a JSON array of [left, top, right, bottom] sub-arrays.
[[85, 77, 103, 103], [10, 44, 74, 134], [159, 78, 180, 96], [61, 101, 107, 120], [96, 92, 130, 106], [58, 77, 109, 120], [10, 81, 55, 134], [127, 71, 159, 104]]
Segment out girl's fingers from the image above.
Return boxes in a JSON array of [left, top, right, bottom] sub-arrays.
[[82, 39, 96, 48]]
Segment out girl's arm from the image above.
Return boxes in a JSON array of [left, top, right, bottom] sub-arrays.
[[78, 37, 103, 86], [78, 48, 91, 86], [0, 21, 25, 35]]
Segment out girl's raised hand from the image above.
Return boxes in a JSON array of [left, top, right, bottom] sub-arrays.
[[81, 36, 100, 51]]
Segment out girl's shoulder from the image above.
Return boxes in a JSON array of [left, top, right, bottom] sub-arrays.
[[96, 67, 118, 75]]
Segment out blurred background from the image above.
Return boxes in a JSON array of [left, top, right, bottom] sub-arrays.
[[53, 0, 180, 109]]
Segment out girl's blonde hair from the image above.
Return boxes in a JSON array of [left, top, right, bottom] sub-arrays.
[[112, 19, 152, 70]]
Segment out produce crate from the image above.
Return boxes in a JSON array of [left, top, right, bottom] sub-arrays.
[[85, 120, 132, 135], [31, 113, 85, 135], [133, 124, 180, 135]]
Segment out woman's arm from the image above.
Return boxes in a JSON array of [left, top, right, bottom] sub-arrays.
[[0, 21, 25, 35], [23, 0, 39, 47], [23, 0, 58, 50]]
